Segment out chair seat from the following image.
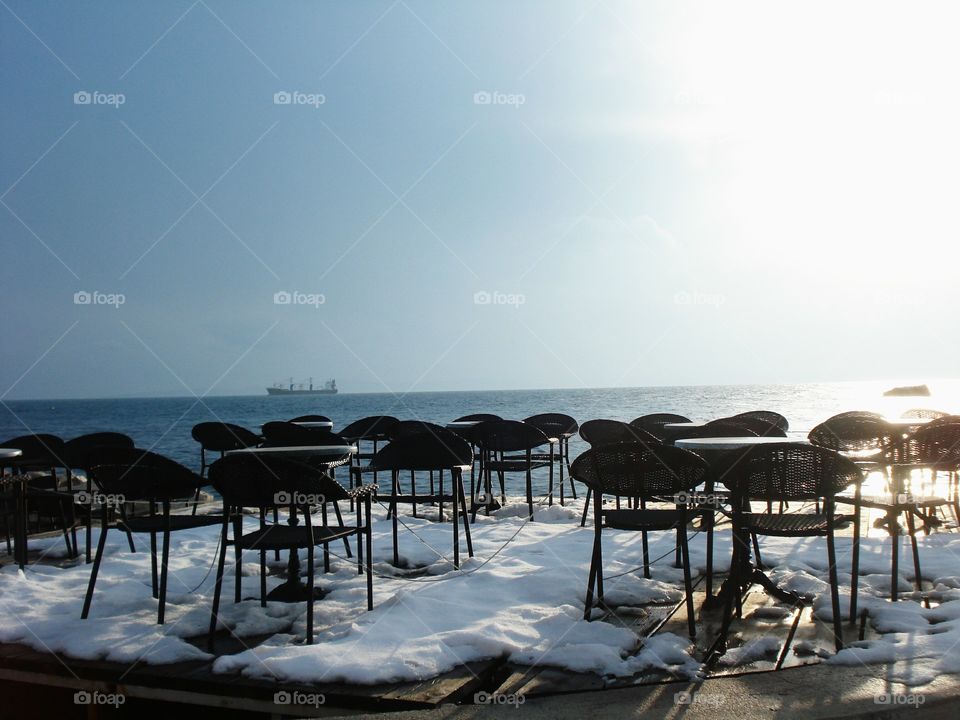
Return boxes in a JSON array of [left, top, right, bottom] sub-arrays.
[[603, 508, 685, 531], [486, 460, 552, 472], [742, 513, 843, 536], [234, 523, 358, 551], [120, 514, 224, 533]]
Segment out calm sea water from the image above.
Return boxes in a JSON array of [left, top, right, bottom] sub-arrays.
[[3, 381, 958, 482]]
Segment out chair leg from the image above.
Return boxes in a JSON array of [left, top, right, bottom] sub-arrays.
[[526, 468, 534, 520], [849, 489, 862, 623], [273, 507, 281, 561], [411, 470, 418, 518], [259, 509, 267, 607], [826, 523, 843, 652], [751, 532, 763, 570], [81, 517, 109, 619], [391, 473, 400, 566], [157, 516, 171, 624], [208, 515, 230, 649], [584, 527, 601, 619], [459, 478, 474, 557], [118, 505, 136, 553], [705, 510, 715, 599], [321, 504, 330, 574], [680, 526, 696, 640], [356, 499, 364, 575], [890, 511, 899, 602], [548, 455, 554, 507], [906, 509, 924, 597], [452, 484, 460, 570], [365, 496, 374, 611], [234, 515, 243, 603], [306, 542, 315, 644], [641, 528, 651, 579], [580, 488, 591, 527], [150, 531, 159, 599]]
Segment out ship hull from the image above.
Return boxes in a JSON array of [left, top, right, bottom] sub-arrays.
[[266, 388, 338, 395]]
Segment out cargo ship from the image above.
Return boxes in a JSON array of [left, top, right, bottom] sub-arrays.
[[266, 378, 337, 395]]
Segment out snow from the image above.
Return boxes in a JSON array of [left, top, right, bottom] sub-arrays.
[[1, 495, 959, 689]]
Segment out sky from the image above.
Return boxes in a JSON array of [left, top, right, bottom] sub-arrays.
[[2, 0, 960, 400]]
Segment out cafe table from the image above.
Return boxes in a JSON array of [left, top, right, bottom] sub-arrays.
[[225, 444, 356, 601], [0, 448, 26, 569], [674, 437, 810, 604]]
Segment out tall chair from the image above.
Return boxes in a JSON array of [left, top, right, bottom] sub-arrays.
[[356, 430, 474, 568], [577, 420, 661, 526], [340, 415, 400, 489], [718, 443, 861, 653], [64, 432, 136, 562], [473, 420, 554, 520], [572, 442, 708, 638], [521, 413, 579, 505], [730, 410, 789, 433], [190, 422, 261, 514], [81, 448, 221, 624], [207, 454, 373, 646], [450, 414, 501, 504]]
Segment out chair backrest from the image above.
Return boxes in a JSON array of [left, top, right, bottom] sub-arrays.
[[883, 422, 960, 466], [339, 415, 400, 442], [579, 419, 659, 447], [524, 413, 578, 438], [0, 434, 68, 467], [261, 421, 346, 447], [209, 453, 349, 509], [389, 420, 448, 441], [829, 410, 884, 420], [474, 419, 550, 452], [901, 408, 950, 420], [453, 413, 501, 423], [709, 416, 786, 438], [191, 422, 260, 452], [369, 431, 472, 471], [86, 447, 201, 501], [288, 414, 332, 423], [671, 422, 758, 441], [629, 413, 691, 429], [807, 416, 894, 452], [730, 410, 789, 432], [64, 432, 135, 469], [720, 443, 862, 502], [569, 441, 708, 499]]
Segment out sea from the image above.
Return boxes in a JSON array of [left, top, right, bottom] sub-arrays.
[[3, 380, 958, 494]]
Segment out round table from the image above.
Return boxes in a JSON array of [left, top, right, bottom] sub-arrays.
[[663, 422, 704, 429], [225, 444, 356, 601], [0, 449, 26, 568], [675, 436, 809, 451], [291, 421, 334, 429]]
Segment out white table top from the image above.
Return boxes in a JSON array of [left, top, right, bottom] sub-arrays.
[[663, 422, 704, 429], [292, 421, 334, 429], [885, 418, 933, 426], [675, 437, 809, 451], [226, 445, 356, 457], [446, 420, 482, 428], [0, 448, 23, 459]]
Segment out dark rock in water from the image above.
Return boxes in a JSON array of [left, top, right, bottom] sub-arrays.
[[883, 384, 931, 397]]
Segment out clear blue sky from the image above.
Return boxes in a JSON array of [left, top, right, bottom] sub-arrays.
[[2, 1, 958, 399]]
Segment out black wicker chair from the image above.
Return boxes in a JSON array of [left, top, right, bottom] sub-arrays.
[[730, 411, 789, 433], [473, 420, 554, 520], [207, 454, 373, 646], [64, 432, 136, 563], [845, 421, 960, 615], [2, 434, 77, 563], [190, 422, 260, 514], [578, 420, 662, 526], [356, 430, 474, 568], [571, 442, 709, 638], [288, 414, 332, 423], [514, 413, 579, 505], [808, 415, 896, 457], [450, 414, 501, 504], [629, 413, 693, 440], [81, 448, 222, 624], [718, 443, 861, 652]]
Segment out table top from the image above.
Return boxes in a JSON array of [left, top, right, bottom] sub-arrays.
[[226, 445, 356, 457], [446, 421, 482, 428], [0, 448, 23, 460], [884, 418, 933, 427], [663, 422, 704, 429], [675, 437, 810, 451], [292, 421, 334, 429]]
